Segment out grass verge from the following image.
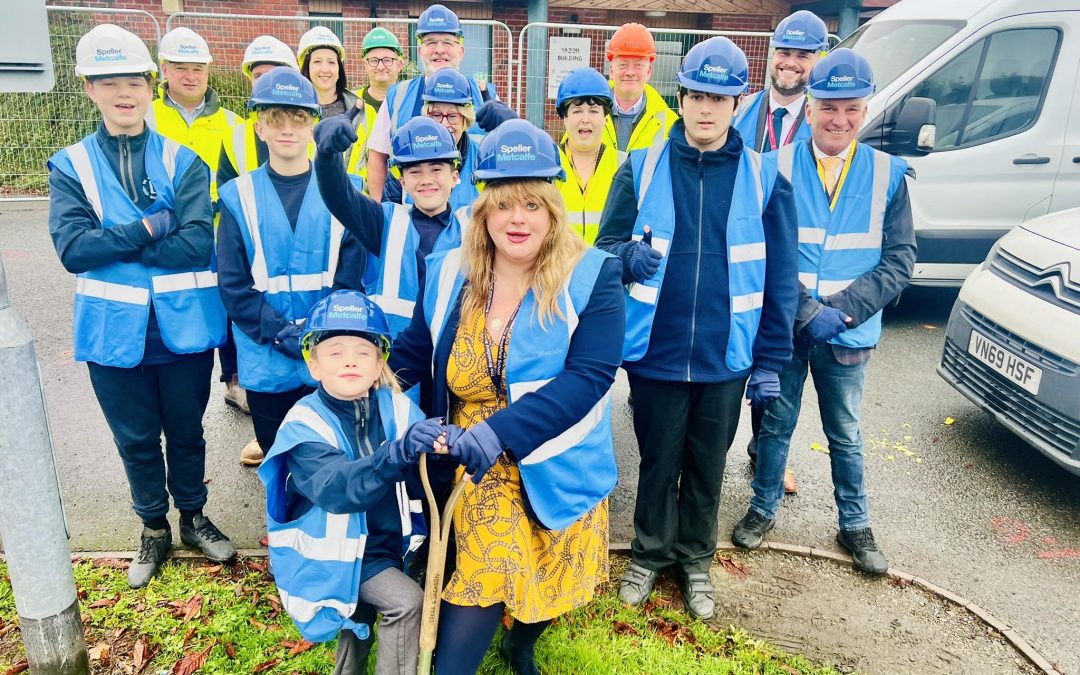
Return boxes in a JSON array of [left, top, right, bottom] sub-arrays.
[[0, 556, 838, 674]]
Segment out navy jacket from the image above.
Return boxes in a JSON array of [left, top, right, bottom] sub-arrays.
[[285, 385, 418, 583], [389, 257, 625, 461], [48, 122, 214, 365], [595, 122, 799, 382], [216, 163, 367, 346]]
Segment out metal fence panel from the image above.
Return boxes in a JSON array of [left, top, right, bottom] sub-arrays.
[[0, 6, 160, 196], [164, 12, 513, 124]]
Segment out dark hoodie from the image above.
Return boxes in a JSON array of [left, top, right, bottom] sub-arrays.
[[595, 121, 799, 382]]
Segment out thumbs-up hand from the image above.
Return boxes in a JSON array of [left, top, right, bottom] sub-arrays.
[[628, 226, 663, 283]]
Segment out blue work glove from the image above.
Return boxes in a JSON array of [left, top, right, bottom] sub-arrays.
[[393, 418, 448, 464], [273, 323, 304, 360], [475, 100, 518, 132], [143, 209, 177, 241], [627, 228, 663, 283], [745, 369, 782, 408], [803, 305, 850, 344], [314, 115, 358, 156], [449, 421, 505, 484]]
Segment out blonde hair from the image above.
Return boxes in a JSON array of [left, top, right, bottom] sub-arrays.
[[422, 101, 476, 131], [309, 340, 402, 394], [461, 179, 586, 328], [258, 106, 315, 128]]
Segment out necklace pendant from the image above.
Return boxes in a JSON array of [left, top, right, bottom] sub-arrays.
[[490, 316, 503, 332]]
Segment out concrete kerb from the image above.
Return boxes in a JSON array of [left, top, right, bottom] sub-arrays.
[[60, 542, 1063, 675]]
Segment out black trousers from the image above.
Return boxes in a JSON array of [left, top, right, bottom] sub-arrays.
[[246, 386, 312, 452], [627, 373, 747, 574], [747, 405, 764, 460], [87, 351, 213, 522], [217, 322, 238, 382]]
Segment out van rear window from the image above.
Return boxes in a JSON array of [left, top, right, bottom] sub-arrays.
[[840, 20, 965, 93]]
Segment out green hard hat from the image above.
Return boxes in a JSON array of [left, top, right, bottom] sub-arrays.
[[362, 27, 403, 56]]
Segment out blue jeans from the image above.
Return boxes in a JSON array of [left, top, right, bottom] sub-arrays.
[[749, 343, 871, 530]]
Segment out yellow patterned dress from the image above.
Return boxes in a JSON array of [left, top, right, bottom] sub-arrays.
[[441, 308, 609, 622]]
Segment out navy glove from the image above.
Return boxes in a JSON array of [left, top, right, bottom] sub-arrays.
[[314, 115, 358, 156], [803, 305, 850, 344], [449, 421, 505, 484], [627, 228, 663, 283], [273, 323, 304, 360], [746, 369, 782, 408], [393, 418, 447, 464], [143, 209, 177, 241], [475, 100, 518, 132]]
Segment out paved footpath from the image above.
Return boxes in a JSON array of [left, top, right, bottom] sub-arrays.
[[2, 201, 1077, 673]]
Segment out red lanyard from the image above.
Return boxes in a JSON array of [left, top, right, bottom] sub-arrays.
[[766, 107, 800, 151]]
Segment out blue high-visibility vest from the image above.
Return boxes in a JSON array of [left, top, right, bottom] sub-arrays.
[[422, 247, 617, 530], [217, 167, 353, 392], [385, 76, 490, 143], [48, 132, 226, 368], [259, 386, 426, 643], [362, 203, 471, 338], [623, 135, 777, 370], [733, 90, 811, 152], [769, 140, 909, 348]]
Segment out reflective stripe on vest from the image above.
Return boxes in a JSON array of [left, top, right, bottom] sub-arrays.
[[370, 203, 470, 338], [218, 166, 345, 392], [260, 388, 425, 643], [775, 141, 906, 348], [422, 247, 618, 530], [53, 133, 226, 367], [558, 142, 616, 245], [623, 138, 772, 369]]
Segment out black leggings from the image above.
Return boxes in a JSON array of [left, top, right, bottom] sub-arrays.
[[433, 602, 551, 675]]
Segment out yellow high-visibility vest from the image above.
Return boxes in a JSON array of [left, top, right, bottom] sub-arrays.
[[603, 83, 676, 166], [557, 141, 618, 245], [146, 85, 239, 199]]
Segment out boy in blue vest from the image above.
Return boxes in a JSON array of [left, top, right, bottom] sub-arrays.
[[596, 37, 799, 620], [216, 67, 367, 467], [312, 115, 469, 338], [260, 290, 447, 673], [732, 49, 915, 575], [47, 24, 235, 587]]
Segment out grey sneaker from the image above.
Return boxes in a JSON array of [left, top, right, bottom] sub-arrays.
[[678, 570, 716, 620], [618, 562, 659, 606], [180, 514, 236, 562], [128, 527, 171, 588], [731, 509, 775, 550], [837, 527, 889, 575]]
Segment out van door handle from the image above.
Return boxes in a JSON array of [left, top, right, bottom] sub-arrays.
[[1013, 156, 1050, 165]]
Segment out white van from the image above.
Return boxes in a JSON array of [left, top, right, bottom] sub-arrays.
[[840, 0, 1080, 287]]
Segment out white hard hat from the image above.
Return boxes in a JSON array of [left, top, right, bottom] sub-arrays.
[[242, 35, 299, 78], [297, 26, 345, 69], [158, 27, 212, 64], [75, 23, 156, 78]]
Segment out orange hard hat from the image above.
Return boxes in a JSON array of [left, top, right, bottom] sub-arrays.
[[607, 23, 656, 61]]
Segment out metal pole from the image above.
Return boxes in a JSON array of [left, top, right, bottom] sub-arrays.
[[525, 0, 549, 127], [0, 258, 89, 674]]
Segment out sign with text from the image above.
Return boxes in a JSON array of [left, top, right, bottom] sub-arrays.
[[547, 37, 591, 99]]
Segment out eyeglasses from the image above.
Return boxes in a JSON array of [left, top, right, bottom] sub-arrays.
[[420, 38, 459, 50], [428, 111, 463, 124], [365, 56, 400, 68]]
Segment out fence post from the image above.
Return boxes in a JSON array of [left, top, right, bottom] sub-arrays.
[[525, 2, 548, 128], [0, 259, 89, 674]]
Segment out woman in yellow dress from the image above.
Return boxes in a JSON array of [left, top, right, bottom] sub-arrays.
[[390, 119, 625, 675]]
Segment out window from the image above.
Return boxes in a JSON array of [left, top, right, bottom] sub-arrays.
[[904, 28, 1059, 150], [842, 19, 965, 92]]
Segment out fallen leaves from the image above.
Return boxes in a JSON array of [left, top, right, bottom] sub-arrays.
[[3, 660, 28, 674], [718, 557, 751, 580], [252, 658, 281, 673], [648, 616, 697, 647], [282, 639, 315, 655], [87, 593, 120, 609], [944, 417, 955, 425], [809, 441, 830, 454], [170, 642, 214, 675], [612, 620, 639, 636]]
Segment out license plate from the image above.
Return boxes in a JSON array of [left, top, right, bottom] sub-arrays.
[[967, 330, 1042, 395]]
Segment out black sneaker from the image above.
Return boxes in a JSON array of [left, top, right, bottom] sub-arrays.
[[731, 509, 775, 550], [617, 562, 659, 606], [180, 514, 237, 562], [837, 527, 889, 575], [128, 527, 171, 588], [678, 570, 716, 620]]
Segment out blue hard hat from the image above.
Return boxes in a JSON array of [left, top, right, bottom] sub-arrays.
[[247, 66, 319, 114], [676, 37, 749, 97], [556, 68, 613, 115], [390, 116, 461, 167], [474, 119, 564, 183], [771, 10, 829, 52], [417, 4, 462, 37], [301, 291, 392, 360], [807, 48, 875, 99], [422, 68, 472, 105]]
